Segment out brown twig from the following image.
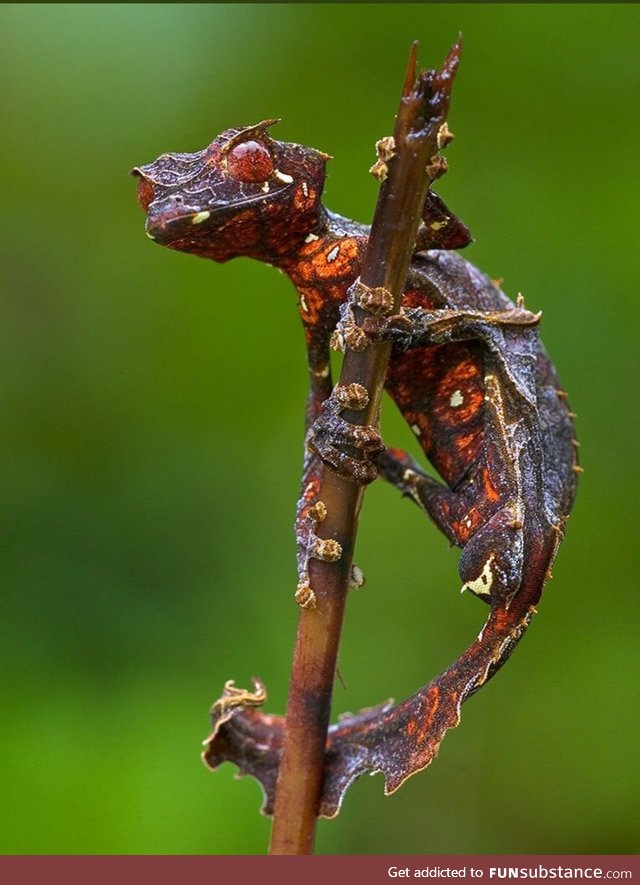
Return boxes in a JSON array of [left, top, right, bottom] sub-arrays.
[[268, 40, 462, 856]]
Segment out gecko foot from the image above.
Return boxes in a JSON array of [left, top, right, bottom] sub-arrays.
[[362, 311, 414, 348], [295, 500, 343, 609], [307, 411, 383, 485], [306, 384, 384, 485]]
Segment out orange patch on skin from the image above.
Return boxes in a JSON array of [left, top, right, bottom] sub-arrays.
[[405, 411, 433, 452], [482, 467, 501, 503], [446, 359, 479, 384], [402, 289, 438, 311], [454, 429, 482, 461], [430, 425, 482, 488], [297, 263, 315, 283], [387, 347, 443, 410], [301, 478, 321, 507], [299, 286, 315, 308], [287, 238, 362, 290], [434, 447, 455, 480], [299, 279, 346, 327], [297, 239, 325, 258], [451, 506, 483, 543], [406, 719, 417, 736], [416, 686, 440, 743], [298, 286, 327, 325], [493, 605, 513, 632], [309, 237, 360, 280], [292, 186, 313, 211], [434, 359, 484, 427]]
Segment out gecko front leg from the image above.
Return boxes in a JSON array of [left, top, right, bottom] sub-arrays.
[[306, 382, 385, 485], [306, 278, 395, 485], [294, 354, 340, 610]]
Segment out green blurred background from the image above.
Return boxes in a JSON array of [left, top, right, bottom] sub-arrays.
[[1, 3, 638, 855]]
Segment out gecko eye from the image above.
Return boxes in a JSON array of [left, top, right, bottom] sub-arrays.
[[226, 141, 275, 183]]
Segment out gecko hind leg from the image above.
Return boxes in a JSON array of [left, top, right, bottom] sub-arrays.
[[365, 307, 540, 411], [377, 447, 465, 547], [294, 497, 343, 609], [379, 446, 524, 605]]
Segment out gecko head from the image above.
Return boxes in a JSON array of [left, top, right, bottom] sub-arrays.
[[132, 121, 330, 263]]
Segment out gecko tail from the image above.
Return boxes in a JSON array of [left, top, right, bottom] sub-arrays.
[[201, 596, 535, 818]]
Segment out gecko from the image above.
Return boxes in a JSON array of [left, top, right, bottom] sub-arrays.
[[132, 119, 579, 815]]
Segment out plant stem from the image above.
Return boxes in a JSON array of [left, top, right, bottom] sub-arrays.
[[269, 40, 461, 856]]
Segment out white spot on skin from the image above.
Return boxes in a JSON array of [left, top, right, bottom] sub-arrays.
[[400, 469, 425, 511], [326, 245, 340, 262], [302, 181, 309, 197], [430, 219, 448, 231], [461, 555, 495, 597], [408, 487, 426, 511], [145, 231, 156, 240], [312, 364, 330, 378], [305, 233, 319, 243], [191, 211, 210, 225], [450, 389, 464, 408], [485, 373, 496, 400], [300, 294, 308, 312], [464, 516, 473, 529], [275, 170, 293, 184], [261, 181, 270, 193], [411, 424, 421, 437]]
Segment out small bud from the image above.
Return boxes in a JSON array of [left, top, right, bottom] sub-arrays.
[[308, 500, 327, 522], [369, 136, 396, 182], [426, 154, 448, 181], [314, 538, 342, 562], [437, 122, 455, 149], [376, 136, 396, 162], [369, 159, 388, 182], [295, 581, 317, 610]]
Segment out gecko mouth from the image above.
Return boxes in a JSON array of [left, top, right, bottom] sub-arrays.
[[144, 187, 292, 243]]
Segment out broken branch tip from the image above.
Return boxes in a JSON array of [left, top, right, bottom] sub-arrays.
[[403, 41, 419, 96]]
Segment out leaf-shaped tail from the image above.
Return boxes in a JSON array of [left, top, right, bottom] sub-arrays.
[[202, 596, 535, 818]]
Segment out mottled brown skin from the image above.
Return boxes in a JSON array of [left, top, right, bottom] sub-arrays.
[[134, 121, 578, 815]]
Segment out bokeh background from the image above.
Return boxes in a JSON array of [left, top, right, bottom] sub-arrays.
[[1, 3, 638, 855]]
